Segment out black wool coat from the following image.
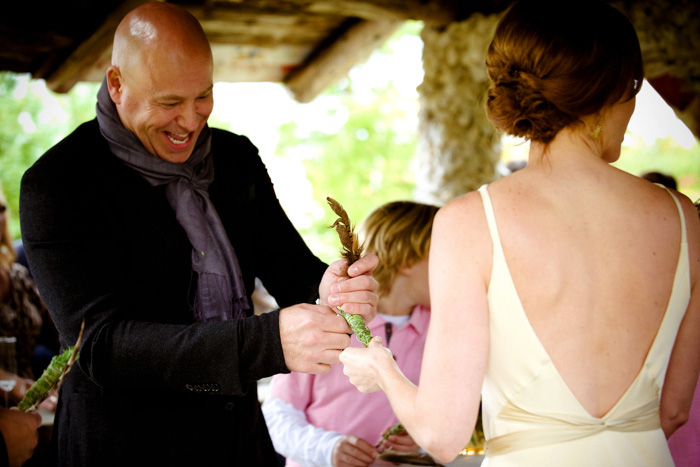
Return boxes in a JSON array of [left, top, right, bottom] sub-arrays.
[[19, 120, 327, 466]]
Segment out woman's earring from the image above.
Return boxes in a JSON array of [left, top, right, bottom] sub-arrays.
[[591, 123, 603, 140]]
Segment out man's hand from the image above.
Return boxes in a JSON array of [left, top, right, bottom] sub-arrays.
[[0, 408, 42, 467], [332, 434, 378, 467], [319, 253, 379, 323], [279, 303, 352, 373]]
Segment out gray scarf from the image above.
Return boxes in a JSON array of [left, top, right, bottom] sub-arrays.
[[96, 78, 249, 321]]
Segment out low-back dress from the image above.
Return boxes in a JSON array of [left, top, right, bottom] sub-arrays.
[[478, 184, 690, 466]]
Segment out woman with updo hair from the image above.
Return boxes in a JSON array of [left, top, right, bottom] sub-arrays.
[[340, 1, 700, 465]]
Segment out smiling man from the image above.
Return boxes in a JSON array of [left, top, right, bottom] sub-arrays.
[[18, 2, 378, 466], [107, 6, 214, 163]]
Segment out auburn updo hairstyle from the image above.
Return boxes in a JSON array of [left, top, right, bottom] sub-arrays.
[[485, 0, 644, 144]]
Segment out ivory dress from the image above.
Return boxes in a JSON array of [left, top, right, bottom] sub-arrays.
[[477, 184, 689, 466]]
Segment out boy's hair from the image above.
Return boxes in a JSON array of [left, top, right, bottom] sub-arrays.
[[359, 201, 439, 296]]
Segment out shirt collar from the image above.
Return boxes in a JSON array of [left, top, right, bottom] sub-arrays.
[[368, 304, 430, 336]]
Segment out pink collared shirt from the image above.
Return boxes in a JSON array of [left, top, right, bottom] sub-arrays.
[[668, 376, 700, 467], [263, 305, 430, 467]]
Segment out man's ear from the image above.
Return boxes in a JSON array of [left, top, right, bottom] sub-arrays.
[[105, 66, 123, 104]]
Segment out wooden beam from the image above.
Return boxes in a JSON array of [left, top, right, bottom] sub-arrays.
[[210, 0, 458, 24], [304, 0, 458, 24], [194, 10, 344, 46], [45, 0, 158, 93], [284, 19, 403, 103]]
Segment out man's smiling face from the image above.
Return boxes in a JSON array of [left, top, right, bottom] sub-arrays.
[[110, 48, 214, 164]]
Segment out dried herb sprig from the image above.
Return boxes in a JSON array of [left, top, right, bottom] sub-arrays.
[[18, 319, 85, 412], [326, 197, 373, 347]]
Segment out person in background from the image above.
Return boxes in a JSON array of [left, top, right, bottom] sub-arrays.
[[0, 184, 47, 466], [0, 182, 58, 408], [341, 1, 700, 465], [263, 201, 438, 467], [0, 407, 42, 467], [641, 171, 678, 190], [18, 3, 378, 466]]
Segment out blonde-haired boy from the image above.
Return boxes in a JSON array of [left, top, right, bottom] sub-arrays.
[[263, 200, 438, 467]]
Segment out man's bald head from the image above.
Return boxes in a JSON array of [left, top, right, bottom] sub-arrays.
[[112, 2, 212, 72], [105, 2, 215, 163]]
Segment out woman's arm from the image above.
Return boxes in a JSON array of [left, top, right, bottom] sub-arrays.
[[661, 194, 700, 437], [341, 192, 490, 463]]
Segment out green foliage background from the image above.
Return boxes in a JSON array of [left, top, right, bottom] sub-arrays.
[[614, 136, 700, 199], [0, 74, 97, 240]]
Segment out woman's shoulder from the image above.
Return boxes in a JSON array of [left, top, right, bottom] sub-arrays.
[[432, 188, 494, 277], [439, 187, 487, 219]]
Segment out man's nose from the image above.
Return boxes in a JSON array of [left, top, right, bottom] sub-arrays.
[[177, 102, 198, 131]]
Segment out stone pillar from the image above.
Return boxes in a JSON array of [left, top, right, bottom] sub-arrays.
[[414, 13, 502, 206]]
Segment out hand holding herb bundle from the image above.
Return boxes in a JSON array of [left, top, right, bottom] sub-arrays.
[[326, 197, 373, 347]]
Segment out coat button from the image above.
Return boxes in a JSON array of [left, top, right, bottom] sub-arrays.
[[225, 402, 235, 411]]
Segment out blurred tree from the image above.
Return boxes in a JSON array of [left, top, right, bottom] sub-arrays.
[[615, 136, 700, 200], [274, 81, 419, 263], [0, 72, 97, 239]]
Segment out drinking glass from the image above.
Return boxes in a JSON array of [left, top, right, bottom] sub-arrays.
[[0, 336, 18, 408]]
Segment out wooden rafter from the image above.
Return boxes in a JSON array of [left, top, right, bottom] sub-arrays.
[[284, 18, 403, 103], [45, 0, 157, 93], [209, 0, 459, 24]]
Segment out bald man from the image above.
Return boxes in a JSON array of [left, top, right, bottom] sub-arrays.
[[19, 3, 378, 465]]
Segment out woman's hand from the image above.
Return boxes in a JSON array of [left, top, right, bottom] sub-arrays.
[[340, 337, 394, 393], [332, 434, 378, 467]]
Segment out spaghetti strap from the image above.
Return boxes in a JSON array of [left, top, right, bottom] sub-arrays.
[[478, 184, 502, 247], [660, 186, 687, 245]]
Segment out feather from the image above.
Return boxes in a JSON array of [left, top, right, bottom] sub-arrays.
[[326, 197, 363, 266], [326, 197, 372, 346]]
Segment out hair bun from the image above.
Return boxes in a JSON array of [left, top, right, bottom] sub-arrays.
[[486, 66, 576, 143]]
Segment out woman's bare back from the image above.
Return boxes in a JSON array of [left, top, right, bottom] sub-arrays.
[[487, 166, 682, 418]]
